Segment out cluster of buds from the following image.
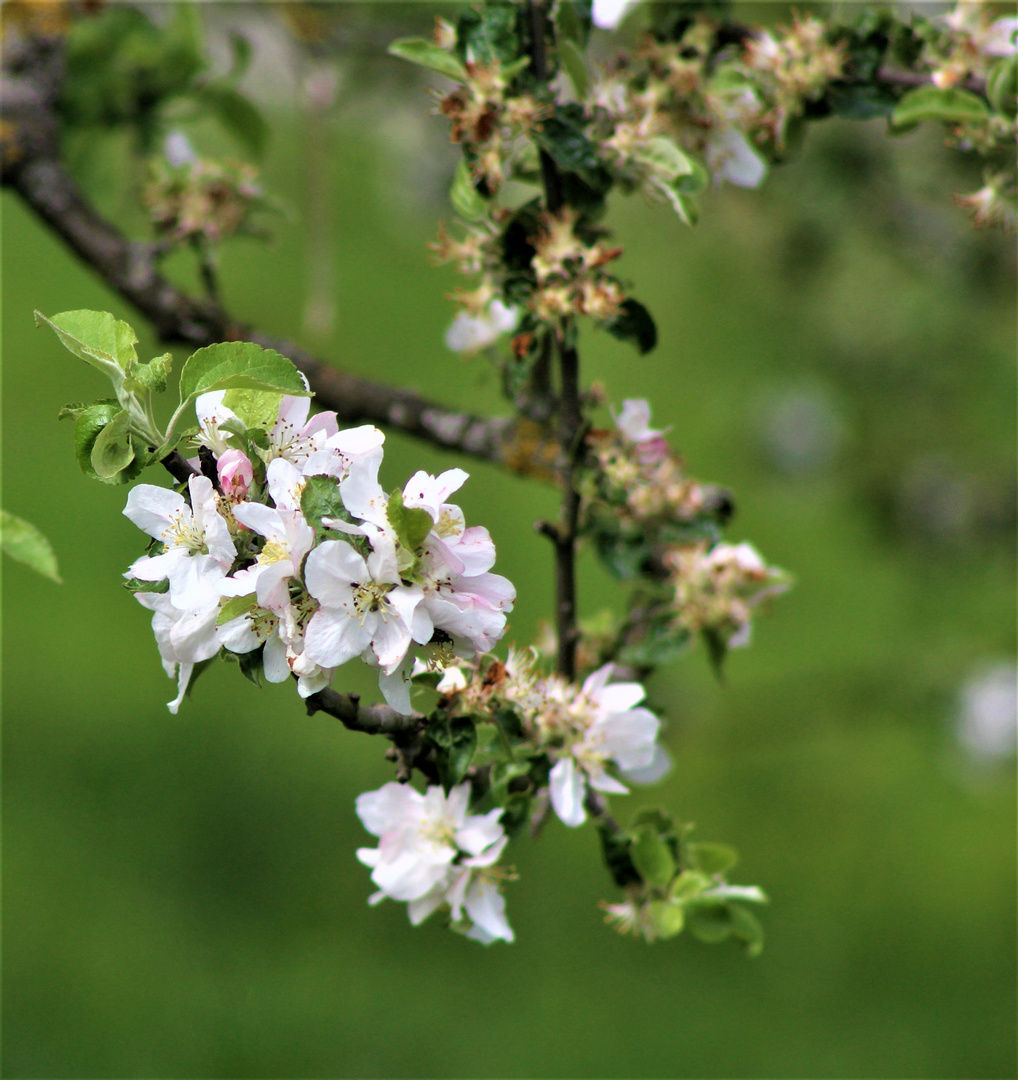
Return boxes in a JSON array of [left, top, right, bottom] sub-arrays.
[[143, 156, 263, 245], [928, 2, 1018, 90], [740, 14, 846, 149], [529, 207, 626, 322], [124, 391, 515, 714], [954, 174, 1017, 230], [432, 19, 547, 195], [585, 399, 709, 528], [663, 541, 789, 649]]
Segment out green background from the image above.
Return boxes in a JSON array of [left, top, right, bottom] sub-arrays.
[[3, 5, 1015, 1076]]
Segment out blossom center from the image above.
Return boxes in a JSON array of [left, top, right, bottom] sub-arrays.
[[162, 510, 207, 554]]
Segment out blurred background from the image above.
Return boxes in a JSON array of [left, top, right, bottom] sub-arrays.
[[3, 3, 1015, 1077]]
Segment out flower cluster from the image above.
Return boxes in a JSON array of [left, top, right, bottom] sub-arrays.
[[664, 540, 789, 649], [123, 391, 515, 713], [143, 155, 264, 245], [435, 649, 671, 828], [585, 398, 709, 529], [355, 781, 514, 943]]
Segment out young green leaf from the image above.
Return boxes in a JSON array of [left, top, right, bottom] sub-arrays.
[[388, 37, 467, 82], [35, 309, 138, 378], [630, 825, 677, 889], [216, 593, 258, 626], [386, 488, 434, 553], [558, 38, 589, 98], [426, 714, 477, 792], [891, 85, 990, 129], [74, 402, 140, 484], [123, 351, 174, 394], [221, 388, 283, 431], [450, 158, 488, 221], [1, 510, 62, 583], [301, 474, 349, 533], [90, 407, 136, 479]]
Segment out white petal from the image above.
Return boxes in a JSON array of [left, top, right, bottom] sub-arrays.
[[549, 757, 587, 827], [123, 484, 184, 538]]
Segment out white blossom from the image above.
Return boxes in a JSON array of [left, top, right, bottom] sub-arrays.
[[123, 475, 236, 612], [444, 299, 518, 354], [356, 782, 513, 943], [133, 592, 220, 713]]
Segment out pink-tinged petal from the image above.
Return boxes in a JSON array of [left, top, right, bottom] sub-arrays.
[[305, 541, 367, 605], [449, 527, 496, 576], [333, 425, 385, 456], [304, 607, 368, 668], [303, 410, 338, 441], [275, 394, 311, 431], [596, 681, 645, 713], [123, 484, 185, 538], [356, 782, 421, 836], [217, 449, 253, 499], [549, 757, 587, 827], [461, 833, 508, 868]]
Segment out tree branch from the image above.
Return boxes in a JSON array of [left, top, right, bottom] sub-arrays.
[[0, 31, 556, 476]]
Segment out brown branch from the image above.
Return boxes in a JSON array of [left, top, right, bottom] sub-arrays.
[[0, 32, 554, 475]]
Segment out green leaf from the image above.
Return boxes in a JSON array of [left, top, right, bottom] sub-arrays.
[[221, 388, 283, 431], [630, 826, 676, 889], [533, 104, 613, 192], [124, 351, 173, 394], [386, 488, 434, 553], [729, 903, 765, 958], [635, 136, 694, 182], [58, 401, 93, 421], [703, 626, 728, 682], [90, 408, 136, 479], [669, 870, 710, 903], [123, 577, 170, 594], [663, 185, 700, 227], [216, 593, 258, 626], [891, 85, 989, 130], [455, 4, 519, 67], [238, 647, 264, 687], [300, 474, 348, 533], [1, 510, 62, 583], [426, 714, 477, 792], [195, 83, 268, 158], [558, 38, 589, 98], [35, 309, 138, 377], [388, 37, 467, 82], [604, 298, 657, 355], [646, 899, 685, 939], [598, 821, 642, 888], [556, 0, 589, 46], [74, 402, 142, 484], [686, 900, 735, 944], [450, 158, 488, 221], [170, 341, 309, 440], [686, 841, 738, 876], [672, 156, 710, 196], [988, 55, 1018, 118]]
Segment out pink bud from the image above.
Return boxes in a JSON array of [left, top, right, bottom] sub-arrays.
[[217, 449, 254, 499]]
